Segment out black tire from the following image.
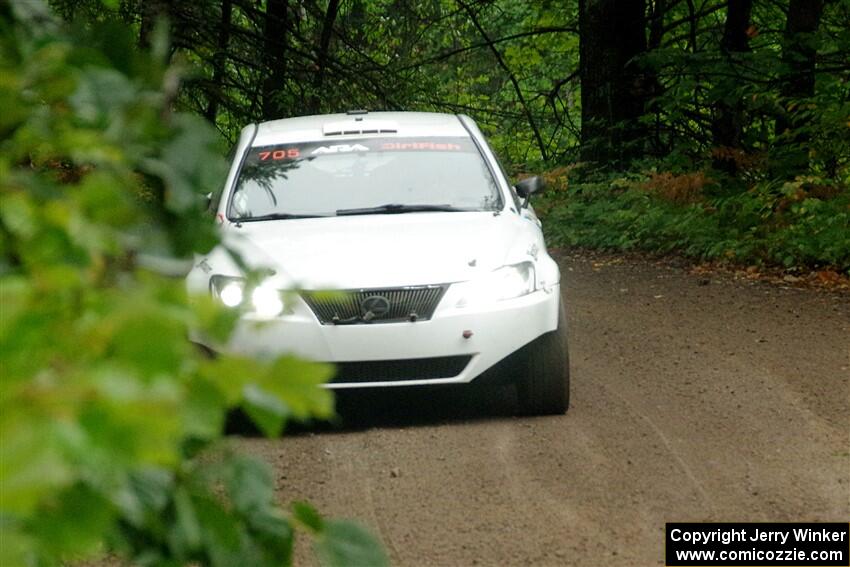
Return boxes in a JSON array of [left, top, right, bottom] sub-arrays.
[[516, 300, 570, 415]]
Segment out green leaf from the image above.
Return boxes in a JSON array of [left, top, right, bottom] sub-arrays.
[[108, 310, 189, 379], [192, 492, 244, 563], [183, 378, 227, 440], [69, 68, 137, 128], [226, 456, 274, 515], [241, 384, 290, 437], [142, 114, 228, 214], [292, 501, 324, 533], [170, 486, 202, 556], [259, 356, 335, 421], [314, 520, 389, 567], [0, 523, 33, 567], [192, 295, 240, 344], [116, 468, 174, 529], [237, 490, 294, 565], [30, 484, 115, 561], [0, 418, 72, 515], [199, 355, 255, 404]]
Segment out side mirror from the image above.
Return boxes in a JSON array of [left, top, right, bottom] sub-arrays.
[[514, 176, 545, 203]]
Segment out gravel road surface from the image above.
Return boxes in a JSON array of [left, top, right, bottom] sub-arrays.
[[241, 251, 850, 566]]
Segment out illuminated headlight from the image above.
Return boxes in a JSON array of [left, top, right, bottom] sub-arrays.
[[250, 282, 284, 317], [210, 275, 284, 317], [210, 275, 245, 307], [454, 262, 536, 306]]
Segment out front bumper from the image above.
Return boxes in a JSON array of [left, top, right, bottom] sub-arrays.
[[197, 284, 561, 388]]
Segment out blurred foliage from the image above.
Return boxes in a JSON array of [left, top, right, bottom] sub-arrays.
[[0, 4, 386, 566]]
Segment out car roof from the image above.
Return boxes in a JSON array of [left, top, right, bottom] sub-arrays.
[[251, 111, 470, 146]]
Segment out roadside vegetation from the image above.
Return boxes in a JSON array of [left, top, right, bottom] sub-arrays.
[[535, 167, 850, 273], [0, 5, 385, 566]]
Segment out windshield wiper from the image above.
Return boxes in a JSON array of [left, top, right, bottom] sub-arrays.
[[237, 212, 333, 222], [335, 203, 474, 216]]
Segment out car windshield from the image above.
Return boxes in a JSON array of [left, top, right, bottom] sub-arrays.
[[228, 137, 502, 220]]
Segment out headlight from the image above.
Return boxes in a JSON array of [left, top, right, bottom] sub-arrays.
[[210, 275, 246, 307], [454, 262, 536, 306], [210, 275, 284, 317], [250, 282, 284, 317]]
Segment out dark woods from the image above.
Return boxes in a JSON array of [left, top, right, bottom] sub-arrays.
[[577, 0, 845, 178], [49, 0, 849, 181], [45, 0, 850, 271]]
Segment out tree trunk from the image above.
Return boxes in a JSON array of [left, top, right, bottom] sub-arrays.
[[308, 0, 340, 115], [647, 0, 667, 155], [205, 0, 233, 123], [139, 0, 170, 49], [579, 0, 649, 165], [648, 0, 666, 50], [711, 0, 753, 175], [774, 0, 824, 174], [262, 0, 290, 121]]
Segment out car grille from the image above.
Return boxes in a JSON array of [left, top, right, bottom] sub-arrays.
[[301, 285, 447, 324], [331, 355, 472, 383]]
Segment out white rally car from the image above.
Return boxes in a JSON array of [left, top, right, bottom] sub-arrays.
[[187, 111, 569, 415]]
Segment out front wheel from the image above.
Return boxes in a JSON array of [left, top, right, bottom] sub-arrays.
[[516, 300, 570, 415]]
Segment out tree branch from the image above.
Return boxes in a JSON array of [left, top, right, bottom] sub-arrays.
[[457, 0, 549, 161]]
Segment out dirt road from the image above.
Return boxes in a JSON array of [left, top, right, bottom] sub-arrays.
[[242, 252, 850, 566]]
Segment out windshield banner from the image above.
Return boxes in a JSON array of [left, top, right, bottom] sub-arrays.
[[248, 137, 478, 164]]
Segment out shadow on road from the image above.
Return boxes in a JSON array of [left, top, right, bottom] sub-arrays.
[[330, 382, 520, 429], [227, 382, 523, 436]]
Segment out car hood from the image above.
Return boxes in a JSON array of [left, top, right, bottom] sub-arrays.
[[220, 212, 532, 289]]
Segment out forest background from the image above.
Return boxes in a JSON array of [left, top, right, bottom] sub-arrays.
[[51, 0, 850, 272]]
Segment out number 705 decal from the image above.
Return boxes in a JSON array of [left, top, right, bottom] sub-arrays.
[[257, 148, 300, 160]]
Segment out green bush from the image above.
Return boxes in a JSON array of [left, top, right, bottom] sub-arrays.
[[0, 5, 386, 566], [537, 169, 850, 274]]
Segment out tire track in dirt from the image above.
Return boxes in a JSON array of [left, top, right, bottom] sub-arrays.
[[593, 379, 715, 511]]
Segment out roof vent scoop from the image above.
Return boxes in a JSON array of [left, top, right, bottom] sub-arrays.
[[322, 119, 398, 136]]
